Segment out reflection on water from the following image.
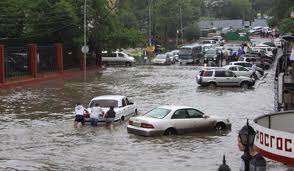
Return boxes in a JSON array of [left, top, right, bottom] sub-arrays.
[[0, 64, 291, 170]]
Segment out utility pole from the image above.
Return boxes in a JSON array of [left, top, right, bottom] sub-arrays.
[[249, 0, 253, 27], [180, 5, 183, 44], [83, 0, 87, 79], [148, 0, 153, 46], [176, 29, 179, 48]]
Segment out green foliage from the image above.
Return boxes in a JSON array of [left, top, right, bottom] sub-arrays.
[[279, 18, 294, 34], [0, 0, 290, 51], [268, 0, 294, 34], [184, 24, 201, 42], [0, 0, 145, 52]]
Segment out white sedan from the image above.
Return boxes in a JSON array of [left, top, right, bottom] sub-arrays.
[[86, 95, 137, 122], [127, 106, 231, 136], [223, 65, 261, 79]]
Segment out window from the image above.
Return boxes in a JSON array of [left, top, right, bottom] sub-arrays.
[[122, 99, 126, 107], [225, 71, 235, 77], [244, 63, 252, 67], [171, 109, 190, 119], [89, 100, 118, 108], [229, 67, 237, 71], [187, 109, 203, 118], [145, 108, 171, 119], [238, 66, 248, 71], [215, 71, 226, 77], [179, 48, 192, 55], [118, 53, 124, 57], [245, 58, 251, 62], [203, 71, 213, 77], [125, 98, 130, 105]]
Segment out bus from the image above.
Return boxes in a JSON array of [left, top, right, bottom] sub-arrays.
[[178, 44, 203, 64]]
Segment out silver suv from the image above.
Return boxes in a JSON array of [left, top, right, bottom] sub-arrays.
[[196, 69, 255, 88]]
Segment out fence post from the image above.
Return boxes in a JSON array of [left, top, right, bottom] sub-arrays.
[[28, 44, 37, 78], [0, 45, 4, 84], [55, 43, 63, 74], [80, 56, 84, 70]]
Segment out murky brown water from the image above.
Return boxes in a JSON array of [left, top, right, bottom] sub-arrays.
[[0, 61, 292, 170]]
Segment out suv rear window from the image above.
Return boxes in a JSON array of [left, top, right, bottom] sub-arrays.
[[200, 70, 213, 77]]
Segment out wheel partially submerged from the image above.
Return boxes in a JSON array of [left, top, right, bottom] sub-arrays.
[[164, 128, 177, 135]]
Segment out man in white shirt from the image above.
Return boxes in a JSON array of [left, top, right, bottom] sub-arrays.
[[251, 61, 258, 80], [74, 103, 85, 128], [90, 103, 104, 127]]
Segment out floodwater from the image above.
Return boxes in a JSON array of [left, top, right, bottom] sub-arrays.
[[0, 61, 292, 170]]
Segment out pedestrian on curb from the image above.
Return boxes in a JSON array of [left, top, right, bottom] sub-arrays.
[[251, 60, 258, 80]]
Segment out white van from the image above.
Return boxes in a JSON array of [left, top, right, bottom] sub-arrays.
[[102, 51, 135, 66]]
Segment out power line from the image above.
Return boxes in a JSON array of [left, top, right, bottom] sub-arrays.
[[0, 23, 77, 40], [0, 18, 76, 26], [0, 14, 73, 21]]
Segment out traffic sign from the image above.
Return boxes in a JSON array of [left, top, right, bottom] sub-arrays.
[[81, 45, 89, 53]]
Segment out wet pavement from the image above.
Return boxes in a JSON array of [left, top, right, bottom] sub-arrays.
[[0, 59, 292, 170]]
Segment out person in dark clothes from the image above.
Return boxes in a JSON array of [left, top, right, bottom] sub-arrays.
[[104, 106, 116, 129]]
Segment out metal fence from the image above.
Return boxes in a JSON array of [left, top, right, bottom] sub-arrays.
[[38, 46, 57, 73], [86, 53, 96, 67], [63, 46, 80, 70], [4, 47, 30, 79]]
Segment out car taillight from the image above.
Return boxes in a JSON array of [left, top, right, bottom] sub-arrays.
[[129, 120, 133, 125], [141, 123, 154, 129]]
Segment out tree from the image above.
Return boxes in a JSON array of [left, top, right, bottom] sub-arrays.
[[268, 0, 294, 34], [279, 18, 294, 34]]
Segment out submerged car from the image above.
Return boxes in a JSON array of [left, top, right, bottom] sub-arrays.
[[127, 105, 231, 136], [86, 95, 137, 122]]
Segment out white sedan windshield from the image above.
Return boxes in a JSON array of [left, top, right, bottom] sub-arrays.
[[145, 108, 171, 119]]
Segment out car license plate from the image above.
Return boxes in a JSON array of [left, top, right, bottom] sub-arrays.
[[133, 122, 141, 127]]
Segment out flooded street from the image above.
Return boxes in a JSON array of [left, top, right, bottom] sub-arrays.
[[0, 64, 291, 171]]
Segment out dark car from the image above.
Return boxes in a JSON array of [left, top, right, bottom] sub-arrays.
[[204, 49, 220, 61]]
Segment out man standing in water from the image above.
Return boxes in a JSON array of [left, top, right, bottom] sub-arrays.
[[90, 103, 104, 127], [238, 122, 266, 171], [104, 106, 116, 129], [74, 103, 85, 128]]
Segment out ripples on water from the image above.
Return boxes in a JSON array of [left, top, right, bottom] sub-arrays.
[[0, 64, 290, 170]]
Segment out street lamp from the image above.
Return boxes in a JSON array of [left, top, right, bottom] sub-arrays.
[[176, 29, 179, 48], [148, 0, 153, 46], [238, 120, 256, 171]]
